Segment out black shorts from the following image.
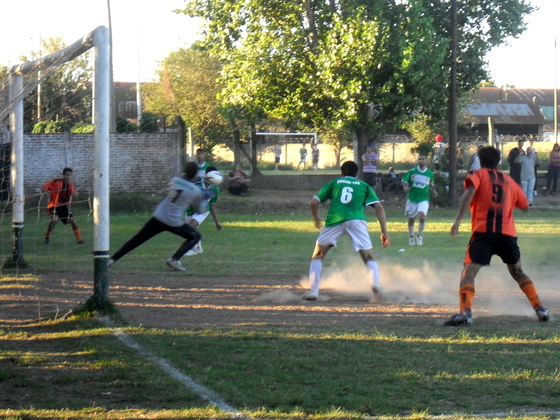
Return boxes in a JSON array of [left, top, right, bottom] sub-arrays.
[[465, 232, 520, 266], [275, 157, 280, 163], [47, 205, 73, 225]]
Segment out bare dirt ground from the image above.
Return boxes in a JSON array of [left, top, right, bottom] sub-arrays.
[[2, 188, 560, 331]]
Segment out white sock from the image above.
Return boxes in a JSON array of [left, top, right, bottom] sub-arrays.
[[408, 223, 415, 237], [367, 261, 381, 288], [309, 259, 322, 292], [418, 221, 425, 236]]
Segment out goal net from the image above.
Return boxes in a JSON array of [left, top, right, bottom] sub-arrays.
[[0, 26, 111, 309]]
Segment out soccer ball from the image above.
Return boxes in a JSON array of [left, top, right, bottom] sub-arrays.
[[205, 170, 224, 186]]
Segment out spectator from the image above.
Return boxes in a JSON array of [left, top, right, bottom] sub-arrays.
[[468, 144, 483, 174], [311, 144, 320, 171], [545, 143, 560, 196], [272, 142, 282, 171], [361, 144, 378, 187], [515, 146, 539, 206], [507, 140, 524, 185], [228, 164, 251, 196]]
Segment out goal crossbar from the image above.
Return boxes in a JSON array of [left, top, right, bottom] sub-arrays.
[[255, 132, 317, 144]]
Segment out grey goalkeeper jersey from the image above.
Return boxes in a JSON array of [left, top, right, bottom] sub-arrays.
[[153, 177, 205, 227]]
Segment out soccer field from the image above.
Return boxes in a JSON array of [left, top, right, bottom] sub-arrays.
[[1, 199, 560, 419]]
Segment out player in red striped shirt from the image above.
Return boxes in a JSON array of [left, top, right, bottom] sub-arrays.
[[445, 146, 549, 326]]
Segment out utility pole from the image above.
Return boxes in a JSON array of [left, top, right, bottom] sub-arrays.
[[448, 0, 458, 206], [136, 25, 142, 129]]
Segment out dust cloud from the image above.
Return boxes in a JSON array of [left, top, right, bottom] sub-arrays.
[[256, 257, 559, 319]]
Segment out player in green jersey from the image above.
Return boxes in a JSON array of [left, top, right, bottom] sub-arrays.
[[402, 154, 437, 246], [303, 161, 390, 301], [195, 148, 210, 179], [184, 166, 223, 256]]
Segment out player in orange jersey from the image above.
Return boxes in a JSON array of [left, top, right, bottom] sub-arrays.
[[445, 146, 549, 326], [43, 167, 83, 245]]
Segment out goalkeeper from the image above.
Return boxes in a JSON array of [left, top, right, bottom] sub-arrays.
[[43, 167, 83, 245]]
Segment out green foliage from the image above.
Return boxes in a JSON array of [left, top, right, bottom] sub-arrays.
[[181, 0, 533, 159], [404, 114, 438, 145], [70, 122, 94, 133], [21, 37, 92, 131], [31, 121, 48, 133], [44, 120, 70, 133], [410, 142, 435, 157], [139, 111, 159, 132], [143, 43, 230, 150], [116, 115, 138, 133]]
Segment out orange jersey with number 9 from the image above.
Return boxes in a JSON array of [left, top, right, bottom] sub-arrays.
[[465, 168, 529, 237]]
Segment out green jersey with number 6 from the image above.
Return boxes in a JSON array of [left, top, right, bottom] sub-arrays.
[[315, 176, 380, 227]]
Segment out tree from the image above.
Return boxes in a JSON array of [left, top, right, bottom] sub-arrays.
[[181, 0, 533, 168], [20, 37, 92, 131], [143, 43, 230, 151], [139, 111, 159, 133]]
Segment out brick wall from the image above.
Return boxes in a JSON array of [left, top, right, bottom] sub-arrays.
[[22, 132, 184, 196]]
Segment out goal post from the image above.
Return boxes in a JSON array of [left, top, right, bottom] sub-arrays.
[[8, 26, 111, 309]]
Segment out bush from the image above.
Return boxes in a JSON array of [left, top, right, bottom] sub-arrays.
[[44, 120, 70, 133], [139, 112, 159, 133], [116, 116, 137, 133], [32, 121, 48, 133], [71, 123, 95, 133]]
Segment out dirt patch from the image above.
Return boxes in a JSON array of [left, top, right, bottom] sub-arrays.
[[2, 268, 560, 333], [2, 189, 560, 330]]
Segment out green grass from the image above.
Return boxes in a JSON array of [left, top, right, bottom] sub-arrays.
[[2, 203, 560, 419]]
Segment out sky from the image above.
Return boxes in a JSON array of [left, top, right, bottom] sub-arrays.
[[0, 0, 558, 88], [0, 0, 201, 82], [485, 0, 559, 89]]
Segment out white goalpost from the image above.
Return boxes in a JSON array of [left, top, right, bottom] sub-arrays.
[[8, 26, 111, 309]]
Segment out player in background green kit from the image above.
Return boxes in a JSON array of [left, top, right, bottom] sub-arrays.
[[402, 154, 437, 246], [303, 161, 390, 301], [184, 166, 223, 256]]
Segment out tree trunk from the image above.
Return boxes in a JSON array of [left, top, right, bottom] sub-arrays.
[[354, 129, 369, 176], [249, 125, 262, 176], [304, 0, 319, 51], [228, 117, 242, 165]]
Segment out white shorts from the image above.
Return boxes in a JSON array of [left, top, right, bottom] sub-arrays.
[[316, 219, 373, 251], [186, 211, 210, 225], [405, 200, 429, 218]]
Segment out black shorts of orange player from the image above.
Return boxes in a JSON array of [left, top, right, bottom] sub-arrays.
[[465, 232, 520, 266], [47, 205, 73, 224], [45, 205, 83, 244]]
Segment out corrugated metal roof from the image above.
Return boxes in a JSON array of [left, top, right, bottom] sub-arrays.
[[465, 102, 546, 125], [470, 88, 556, 106]]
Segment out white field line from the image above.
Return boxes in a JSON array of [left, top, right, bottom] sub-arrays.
[[100, 318, 560, 420], [99, 317, 249, 419]]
